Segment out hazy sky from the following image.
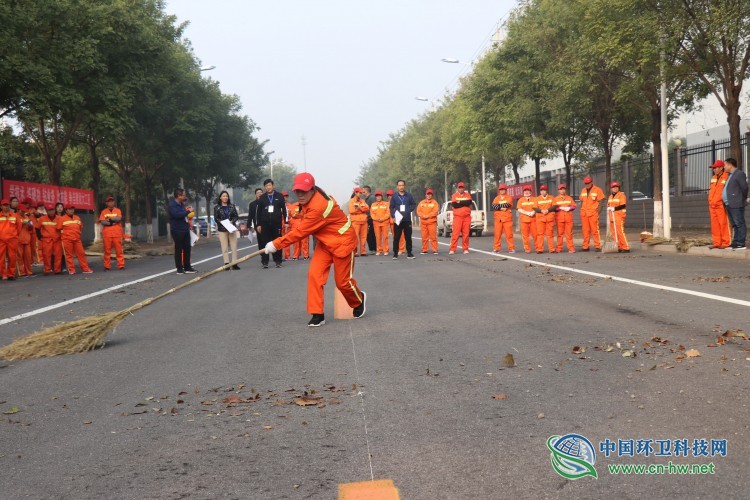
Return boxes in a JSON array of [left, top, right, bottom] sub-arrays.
[[166, 0, 518, 200]]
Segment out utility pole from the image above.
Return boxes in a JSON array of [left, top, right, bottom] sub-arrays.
[[481, 155, 487, 231]]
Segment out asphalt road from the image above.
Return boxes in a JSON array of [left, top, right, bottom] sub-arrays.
[[1, 234, 749, 499]]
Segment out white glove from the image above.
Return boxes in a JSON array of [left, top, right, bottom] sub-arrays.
[[607, 206, 615, 212], [264, 241, 277, 254]]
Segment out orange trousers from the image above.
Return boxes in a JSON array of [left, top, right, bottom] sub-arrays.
[[580, 213, 601, 250], [353, 221, 368, 255], [31, 231, 40, 263], [282, 225, 292, 260], [374, 224, 390, 253], [103, 236, 125, 269], [608, 212, 629, 250], [520, 221, 535, 252], [17, 242, 33, 275], [493, 219, 514, 251], [449, 214, 471, 252], [42, 239, 63, 273], [709, 205, 731, 247], [307, 247, 363, 315], [293, 235, 310, 259], [1, 238, 19, 278], [556, 221, 574, 252], [62, 239, 92, 273], [420, 222, 438, 252], [535, 218, 554, 252]]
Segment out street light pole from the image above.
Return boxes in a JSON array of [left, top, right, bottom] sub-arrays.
[[660, 51, 671, 239]]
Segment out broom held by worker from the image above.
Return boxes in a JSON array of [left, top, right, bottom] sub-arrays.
[[264, 172, 366, 327]]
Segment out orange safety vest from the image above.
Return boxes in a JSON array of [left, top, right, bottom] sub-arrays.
[[57, 214, 84, 241], [98, 207, 124, 237], [554, 195, 575, 222], [708, 171, 729, 208], [0, 211, 22, 240], [492, 194, 513, 222], [516, 197, 537, 223], [347, 197, 369, 223], [370, 200, 391, 225], [535, 194, 556, 221], [37, 215, 62, 241], [607, 191, 627, 215], [416, 198, 439, 222], [18, 213, 33, 244], [451, 191, 472, 217]]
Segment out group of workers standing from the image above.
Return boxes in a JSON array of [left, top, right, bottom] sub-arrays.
[[0, 195, 126, 280]]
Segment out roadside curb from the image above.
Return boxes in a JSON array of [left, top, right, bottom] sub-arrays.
[[639, 242, 750, 260]]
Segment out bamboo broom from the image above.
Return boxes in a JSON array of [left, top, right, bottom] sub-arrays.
[[0, 249, 265, 361]]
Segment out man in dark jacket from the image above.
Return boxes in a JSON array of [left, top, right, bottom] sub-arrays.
[[723, 158, 748, 249], [389, 179, 417, 259], [255, 179, 287, 268], [363, 185, 377, 254], [247, 188, 263, 247], [168, 188, 198, 274]]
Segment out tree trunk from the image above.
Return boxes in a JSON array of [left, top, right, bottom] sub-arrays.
[[726, 94, 743, 162], [88, 142, 102, 242], [143, 177, 154, 244], [161, 182, 172, 243], [534, 157, 541, 191]]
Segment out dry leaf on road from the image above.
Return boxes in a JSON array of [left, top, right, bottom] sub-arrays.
[[502, 353, 516, 367], [294, 396, 322, 406], [492, 394, 509, 400], [572, 346, 586, 354], [686, 349, 701, 357]]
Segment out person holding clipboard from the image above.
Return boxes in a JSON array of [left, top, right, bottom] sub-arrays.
[[389, 179, 417, 259], [214, 190, 241, 270], [255, 179, 287, 268]]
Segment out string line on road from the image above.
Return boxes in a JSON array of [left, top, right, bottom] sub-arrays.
[[348, 321, 376, 482]]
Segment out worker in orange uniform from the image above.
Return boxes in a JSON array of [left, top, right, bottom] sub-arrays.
[[99, 195, 125, 270], [707, 159, 731, 249], [348, 187, 370, 257], [579, 176, 605, 251], [370, 190, 390, 255], [22, 198, 40, 265], [264, 172, 366, 327], [35, 201, 46, 263], [16, 204, 34, 276], [417, 188, 439, 254], [385, 189, 405, 254], [57, 204, 94, 274], [606, 181, 630, 252], [534, 185, 556, 254], [491, 184, 515, 253], [0, 199, 22, 280], [449, 181, 472, 254], [554, 184, 576, 253], [288, 200, 310, 260], [36, 204, 63, 275], [516, 186, 537, 253]]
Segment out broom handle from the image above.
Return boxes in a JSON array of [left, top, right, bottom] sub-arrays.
[[611, 209, 618, 245], [125, 248, 266, 314]]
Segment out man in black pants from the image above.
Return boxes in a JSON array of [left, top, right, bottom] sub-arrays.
[[247, 187, 263, 248], [389, 179, 417, 259], [363, 185, 377, 254], [255, 179, 287, 268], [168, 188, 198, 274]]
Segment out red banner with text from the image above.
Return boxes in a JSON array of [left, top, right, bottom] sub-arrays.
[[507, 183, 536, 199], [1, 179, 95, 210]]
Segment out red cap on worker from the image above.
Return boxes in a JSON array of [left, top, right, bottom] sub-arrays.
[[46, 204, 55, 211], [611, 181, 620, 188], [353, 187, 362, 193], [583, 176, 593, 184], [539, 184, 548, 191], [105, 196, 114, 202], [37, 200, 45, 207], [386, 189, 394, 195], [426, 188, 434, 195], [65, 204, 75, 210], [22, 197, 33, 205], [497, 184, 507, 190], [375, 190, 383, 196], [281, 191, 289, 196], [522, 185, 532, 192], [457, 182, 465, 188], [1, 199, 10, 205], [292, 172, 315, 192], [558, 184, 567, 190], [710, 160, 725, 168], [18, 203, 28, 211]]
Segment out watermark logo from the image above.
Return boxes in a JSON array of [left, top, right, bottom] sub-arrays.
[[547, 434, 598, 480]]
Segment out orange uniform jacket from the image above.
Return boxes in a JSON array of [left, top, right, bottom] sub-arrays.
[[98, 207, 124, 237], [708, 172, 729, 208], [274, 191, 356, 256], [554, 195, 576, 223], [370, 201, 391, 225], [0, 211, 22, 240], [37, 215, 62, 241], [607, 192, 627, 214], [516, 197, 537, 222], [451, 192, 472, 217], [416, 199, 439, 222], [492, 194, 513, 222], [57, 214, 84, 240], [348, 198, 369, 223], [535, 195, 556, 222], [289, 202, 303, 226], [18, 213, 33, 244], [579, 185, 605, 217]]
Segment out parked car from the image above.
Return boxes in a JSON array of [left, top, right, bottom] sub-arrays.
[[196, 216, 216, 236], [630, 191, 650, 201], [437, 200, 485, 237]]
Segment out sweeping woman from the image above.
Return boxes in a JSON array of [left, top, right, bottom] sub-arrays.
[[263, 172, 366, 327]]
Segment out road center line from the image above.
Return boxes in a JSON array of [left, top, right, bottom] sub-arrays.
[[0, 243, 256, 327], [423, 238, 750, 307]]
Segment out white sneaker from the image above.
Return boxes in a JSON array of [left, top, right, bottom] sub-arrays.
[[463, 250, 469, 254]]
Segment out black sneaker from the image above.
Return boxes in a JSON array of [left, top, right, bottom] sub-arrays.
[[275, 263, 282, 268], [184, 268, 198, 273], [392, 255, 398, 260], [308, 314, 325, 327], [262, 263, 269, 269], [407, 254, 416, 259], [176, 269, 185, 274], [231, 264, 240, 270], [353, 291, 366, 319], [732, 244, 747, 250], [224, 263, 231, 271]]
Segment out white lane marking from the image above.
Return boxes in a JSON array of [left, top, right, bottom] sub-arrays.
[[418, 237, 750, 308], [348, 322, 375, 481], [0, 244, 256, 327]]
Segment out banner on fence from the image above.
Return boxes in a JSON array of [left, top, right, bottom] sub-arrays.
[[507, 183, 536, 199], [1, 179, 95, 210]]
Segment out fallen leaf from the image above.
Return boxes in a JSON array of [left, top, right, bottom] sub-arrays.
[[604, 345, 614, 352], [329, 398, 341, 405], [572, 346, 586, 354], [676, 354, 686, 361], [294, 396, 322, 406], [716, 337, 726, 345], [223, 394, 242, 405], [171, 407, 178, 415], [722, 329, 749, 340], [178, 391, 187, 396], [502, 353, 516, 367], [176, 399, 184, 404], [492, 394, 509, 400], [677, 345, 685, 351], [194, 388, 200, 395], [686, 349, 701, 357], [642, 342, 651, 347], [263, 425, 273, 430], [707, 343, 717, 348], [83, 420, 92, 425], [3, 407, 20, 415], [622, 350, 635, 358], [317, 403, 327, 408], [201, 400, 215, 406]]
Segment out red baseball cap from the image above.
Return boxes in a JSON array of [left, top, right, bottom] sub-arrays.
[[22, 197, 33, 205], [497, 184, 507, 190], [426, 189, 434, 195], [45, 204, 55, 211], [36, 201, 45, 207], [457, 182, 465, 188], [386, 189, 394, 195], [18, 203, 28, 211], [375, 190, 383, 196], [281, 191, 289, 196], [105, 196, 115, 202], [292, 172, 315, 192], [539, 184, 548, 191], [522, 185, 532, 192], [353, 187, 362, 193], [611, 181, 620, 188], [1, 199, 9, 205], [65, 204, 75, 210], [710, 160, 725, 168], [583, 176, 593, 184], [558, 184, 567, 190]]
